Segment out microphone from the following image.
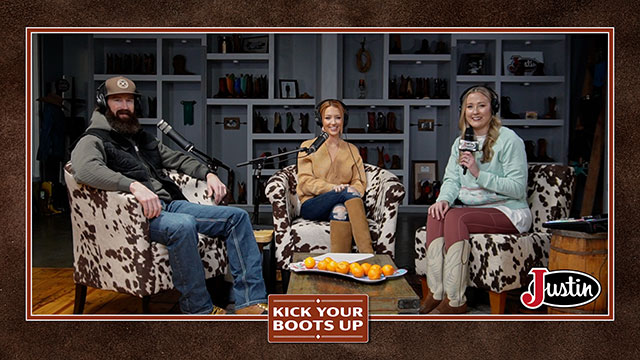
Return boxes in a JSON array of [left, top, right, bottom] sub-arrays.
[[306, 131, 329, 154], [459, 126, 479, 175], [157, 119, 194, 152]]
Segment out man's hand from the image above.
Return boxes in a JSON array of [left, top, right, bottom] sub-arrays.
[[129, 181, 162, 219], [206, 173, 227, 205]]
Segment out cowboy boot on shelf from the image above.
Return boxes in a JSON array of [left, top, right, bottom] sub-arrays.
[[435, 41, 447, 54], [525, 140, 537, 162], [376, 112, 387, 133], [389, 77, 398, 99], [399, 75, 408, 98], [367, 112, 377, 133], [537, 138, 554, 162], [260, 152, 274, 169], [415, 39, 431, 54], [391, 155, 401, 169], [359, 146, 368, 163], [424, 78, 431, 99], [273, 112, 283, 133], [387, 111, 401, 133], [226, 74, 235, 97], [415, 78, 424, 99], [214, 78, 229, 98], [406, 77, 414, 98], [246, 74, 253, 97], [253, 111, 262, 133], [234, 76, 243, 97], [237, 182, 247, 204], [501, 96, 520, 119], [285, 112, 296, 133], [261, 113, 270, 133], [300, 113, 311, 133], [278, 147, 288, 169], [544, 97, 557, 119], [261, 75, 269, 98], [221, 169, 235, 205], [376, 146, 386, 169]]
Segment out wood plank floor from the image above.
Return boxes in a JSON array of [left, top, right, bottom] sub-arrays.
[[31, 268, 181, 314]]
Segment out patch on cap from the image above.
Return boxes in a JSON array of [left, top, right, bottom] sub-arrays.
[[117, 79, 129, 89]]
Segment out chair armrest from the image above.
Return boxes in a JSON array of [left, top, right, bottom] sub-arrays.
[[369, 170, 405, 224], [168, 171, 215, 205], [266, 166, 299, 227], [364, 167, 405, 257]]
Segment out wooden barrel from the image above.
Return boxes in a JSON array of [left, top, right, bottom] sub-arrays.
[[548, 230, 608, 314]]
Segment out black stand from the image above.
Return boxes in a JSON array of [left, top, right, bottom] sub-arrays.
[[237, 147, 309, 227], [188, 147, 230, 174]]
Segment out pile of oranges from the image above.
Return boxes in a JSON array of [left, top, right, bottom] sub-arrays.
[[303, 256, 395, 280]]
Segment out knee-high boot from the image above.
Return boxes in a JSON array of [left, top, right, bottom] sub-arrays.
[[330, 220, 352, 253], [420, 236, 444, 313], [430, 240, 470, 314], [343, 198, 374, 253]]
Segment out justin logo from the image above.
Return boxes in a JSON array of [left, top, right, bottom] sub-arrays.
[[117, 79, 129, 88], [520, 268, 602, 310]]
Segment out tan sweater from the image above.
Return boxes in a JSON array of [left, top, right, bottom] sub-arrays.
[[296, 138, 367, 204]]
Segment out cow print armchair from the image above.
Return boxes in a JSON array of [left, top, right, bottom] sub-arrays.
[[266, 164, 405, 271], [64, 162, 228, 314], [414, 164, 576, 314]]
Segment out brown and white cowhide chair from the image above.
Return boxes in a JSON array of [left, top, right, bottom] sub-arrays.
[[414, 164, 576, 314], [64, 162, 228, 314], [266, 164, 405, 271]]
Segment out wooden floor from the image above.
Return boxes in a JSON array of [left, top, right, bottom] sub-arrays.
[[31, 268, 181, 314]]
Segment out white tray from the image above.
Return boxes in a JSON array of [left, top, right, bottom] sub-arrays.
[[289, 261, 408, 284]]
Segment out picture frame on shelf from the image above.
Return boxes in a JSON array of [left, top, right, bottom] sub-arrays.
[[411, 160, 438, 204], [224, 117, 240, 130], [503, 51, 544, 76], [279, 79, 299, 99], [458, 53, 488, 75], [418, 119, 435, 131], [242, 35, 269, 53]]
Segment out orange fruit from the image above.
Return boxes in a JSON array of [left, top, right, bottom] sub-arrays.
[[350, 263, 364, 278], [336, 262, 350, 274], [382, 264, 395, 276], [323, 257, 334, 264], [304, 257, 316, 269], [317, 260, 328, 271], [361, 263, 372, 274], [327, 260, 338, 272], [370, 264, 382, 274], [367, 267, 381, 280], [349, 262, 360, 271]]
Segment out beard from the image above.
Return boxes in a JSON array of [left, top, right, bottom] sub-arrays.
[[106, 108, 141, 135]]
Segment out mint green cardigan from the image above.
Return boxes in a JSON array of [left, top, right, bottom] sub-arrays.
[[436, 126, 529, 210]]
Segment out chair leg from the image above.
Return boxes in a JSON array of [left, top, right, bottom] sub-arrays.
[[489, 291, 507, 314], [420, 276, 428, 299], [142, 295, 151, 314], [73, 284, 87, 314]]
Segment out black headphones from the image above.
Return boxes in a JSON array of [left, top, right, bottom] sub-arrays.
[[459, 85, 500, 115], [315, 99, 349, 128], [96, 81, 108, 113]]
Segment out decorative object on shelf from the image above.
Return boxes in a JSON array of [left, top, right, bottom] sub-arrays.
[[226, 73, 235, 96], [285, 112, 296, 133], [525, 111, 538, 120], [180, 100, 196, 126], [366, 112, 376, 133], [279, 79, 299, 99], [376, 112, 387, 133], [356, 37, 372, 73], [389, 77, 398, 99], [390, 35, 402, 54], [223, 117, 240, 130], [237, 181, 247, 204], [105, 52, 155, 74], [412, 160, 438, 204], [500, 96, 520, 119], [260, 152, 275, 169], [406, 76, 414, 98], [277, 147, 288, 169], [242, 35, 269, 53], [433, 78, 448, 99], [172, 55, 194, 75], [273, 112, 283, 133], [386, 111, 401, 133], [299, 113, 310, 133], [418, 119, 434, 131], [459, 53, 488, 75], [415, 77, 429, 99], [253, 111, 270, 133], [222, 169, 236, 205], [398, 75, 409, 98], [415, 179, 432, 205], [218, 35, 230, 53], [391, 155, 401, 170], [217, 73, 267, 98], [214, 78, 229, 97], [376, 146, 386, 169], [299, 92, 314, 99], [359, 146, 368, 163], [537, 138, 554, 162], [435, 41, 448, 54], [504, 51, 544, 76], [544, 97, 557, 119], [234, 76, 243, 97], [525, 140, 537, 162], [414, 39, 430, 54], [358, 79, 366, 99]]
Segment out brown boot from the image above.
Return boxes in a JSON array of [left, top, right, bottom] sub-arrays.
[[330, 220, 352, 253], [344, 198, 374, 253], [419, 288, 442, 314], [428, 297, 467, 314]]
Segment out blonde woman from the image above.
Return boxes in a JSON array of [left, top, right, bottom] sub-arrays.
[[422, 86, 531, 314]]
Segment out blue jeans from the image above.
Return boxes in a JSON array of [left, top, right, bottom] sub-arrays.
[[149, 200, 267, 314], [300, 189, 361, 221]]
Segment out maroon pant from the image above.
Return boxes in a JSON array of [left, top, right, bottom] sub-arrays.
[[426, 207, 518, 251]]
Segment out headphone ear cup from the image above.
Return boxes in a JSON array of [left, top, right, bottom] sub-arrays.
[[315, 110, 322, 126]]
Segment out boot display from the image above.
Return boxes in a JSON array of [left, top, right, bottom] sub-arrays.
[[406, 76, 414, 98], [389, 77, 398, 99], [273, 112, 283, 133], [277, 147, 288, 169], [234, 76, 243, 97], [330, 220, 353, 253], [376, 146, 385, 169], [500, 96, 520, 119], [260, 151, 274, 169], [390, 155, 401, 169], [420, 237, 444, 313], [435, 40, 447, 54], [399, 75, 408, 98], [415, 39, 431, 54], [430, 240, 469, 314], [376, 112, 386, 133], [525, 140, 537, 162], [222, 169, 235, 205], [359, 146, 368, 163], [300, 113, 310, 133], [237, 182, 247, 204], [544, 96, 557, 119], [537, 138, 554, 162], [226, 74, 235, 97], [386, 111, 400, 133], [343, 198, 374, 253], [285, 112, 296, 133], [367, 112, 377, 133], [214, 77, 229, 98]]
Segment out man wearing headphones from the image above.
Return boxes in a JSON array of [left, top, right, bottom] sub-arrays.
[[296, 99, 373, 254], [71, 76, 267, 315], [421, 85, 531, 314]]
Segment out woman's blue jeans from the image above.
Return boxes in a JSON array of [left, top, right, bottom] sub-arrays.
[[149, 200, 267, 314], [300, 188, 361, 221]]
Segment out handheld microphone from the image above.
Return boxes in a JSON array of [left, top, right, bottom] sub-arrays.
[[306, 131, 329, 154], [459, 126, 479, 175], [157, 119, 193, 152]]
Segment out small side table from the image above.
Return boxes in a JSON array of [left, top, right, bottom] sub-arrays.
[[254, 229, 276, 294]]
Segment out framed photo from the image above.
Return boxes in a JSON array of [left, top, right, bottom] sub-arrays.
[[458, 53, 488, 75], [223, 117, 240, 130], [418, 119, 434, 131], [279, 79, 299, 99], [503, 51, 544, 76], [242, 35, 268, 53], [412, 160, 438, 203]]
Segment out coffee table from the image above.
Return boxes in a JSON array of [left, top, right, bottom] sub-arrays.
[[287, 252, 420, 314]]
